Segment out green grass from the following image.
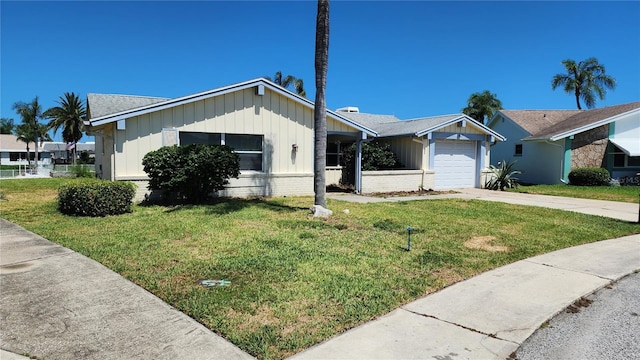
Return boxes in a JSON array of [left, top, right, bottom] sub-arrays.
[[510, 184, 640, 203], [1, 178, 639, 359]]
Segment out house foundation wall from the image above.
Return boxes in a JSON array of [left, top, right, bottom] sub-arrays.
[[361, 170, 426, 193], [130, 173, 315, 202]]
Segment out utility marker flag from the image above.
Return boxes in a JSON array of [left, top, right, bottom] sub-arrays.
[[66, 142, 76, 150]]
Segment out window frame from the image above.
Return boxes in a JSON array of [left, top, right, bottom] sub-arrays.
[[514, 143, 523, 156]]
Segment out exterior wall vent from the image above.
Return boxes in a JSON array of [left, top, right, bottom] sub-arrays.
[[336, 106, 360, 113]]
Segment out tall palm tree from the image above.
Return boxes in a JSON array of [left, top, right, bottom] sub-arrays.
[[551, 57, 616, 110], [314, 0, 329, 208], [13, 97, 44, 167], [0, 118, 15, 134], [44, 92, 87, 164], [266, 71, 307, 97], [462, 90, 503, 124]]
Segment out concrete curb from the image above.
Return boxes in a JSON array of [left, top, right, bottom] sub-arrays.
[[290, 235, 640, 359]]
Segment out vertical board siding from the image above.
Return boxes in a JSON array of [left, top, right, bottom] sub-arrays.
[[437, 123, 484, 135], [384, 138, 422, 169], [112, 86, 351, 178]]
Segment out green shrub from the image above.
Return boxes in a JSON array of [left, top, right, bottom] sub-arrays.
[[568, 167, 611, 186], [485, 160, 521, 191], [142, 144, 240, 203], [70, 165, 94, 178], [58, 181, 136, 217], [341, 141, 402, 186]]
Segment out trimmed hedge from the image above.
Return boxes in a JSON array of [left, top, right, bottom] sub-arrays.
[[142, 144, 240, 203], [58, 181, 136, 217], [568, 167, 611, 186]]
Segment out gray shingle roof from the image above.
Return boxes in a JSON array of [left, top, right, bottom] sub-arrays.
[[340, 112, 464, 137], [87, 93, 169, 119]]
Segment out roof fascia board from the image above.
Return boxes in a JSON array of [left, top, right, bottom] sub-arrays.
[[88, 78, 377, 136], [415, 115, 506, 141], [547, 108, 640, 141]]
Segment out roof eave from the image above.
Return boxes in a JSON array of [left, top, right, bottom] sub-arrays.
[[538, 107, 640, 142], [86, 78, 377, 137]]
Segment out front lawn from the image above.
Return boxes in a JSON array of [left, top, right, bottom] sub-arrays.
[[510, 184, 640, 203], [1, 178, 639, 359]]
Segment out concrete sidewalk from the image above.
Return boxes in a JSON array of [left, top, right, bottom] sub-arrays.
[[290, 234, 640, 359], [0, 218, 254, 360], [328, 188, 640, 222]]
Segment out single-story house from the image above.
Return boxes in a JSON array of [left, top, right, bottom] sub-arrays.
[[0, 134, 38, 165], [488, 102, 640, 185], [84, 78, 505, 198]]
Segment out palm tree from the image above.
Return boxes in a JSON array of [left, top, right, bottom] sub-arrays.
[[551, 57, 616, 110], [314, 0, 329, 208], [0, 118, 15, 134], [13, 97, 44, 167], [44, 92, 87, 164], [266, 71, 307, 97], [14, 123, 35, 166], [462, 90, 503, 124]]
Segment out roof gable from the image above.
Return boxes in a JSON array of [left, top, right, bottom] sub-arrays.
[[527, 102, 640, 140], [341, 112, 505, 140], [85, 78, 378, 137], [493, 110, 582, 136]]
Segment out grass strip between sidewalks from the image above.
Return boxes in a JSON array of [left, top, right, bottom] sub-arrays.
[[510, 184, 640, 203], [1, 178, 638, 359]]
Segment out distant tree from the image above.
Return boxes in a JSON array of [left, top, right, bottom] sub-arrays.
[[13, 97, 45, 167], [44, 92, 87, 164], [314, 0, 329, 208], [462, 90, 503, 124], [0, 118, 15, 134], [266, 71, 306, 97], [551, 57, 616, 110]]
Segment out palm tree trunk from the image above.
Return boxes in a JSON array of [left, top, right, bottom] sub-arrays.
[[314, 0, 330, 208]]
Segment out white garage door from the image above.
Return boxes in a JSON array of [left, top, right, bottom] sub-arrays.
[[434, 140, 477, 189]]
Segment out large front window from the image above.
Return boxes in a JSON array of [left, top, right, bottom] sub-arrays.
[[179, 131, 263, 171], [612, 145, 640, 168]]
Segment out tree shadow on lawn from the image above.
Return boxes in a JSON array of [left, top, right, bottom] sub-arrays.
[[139, 196, 309, 215]]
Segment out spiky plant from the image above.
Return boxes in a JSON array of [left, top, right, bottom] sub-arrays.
[[485, 160, 521, 191]]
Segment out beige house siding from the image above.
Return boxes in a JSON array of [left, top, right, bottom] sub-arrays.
[[109, 87, 359, 180], [435, 123, 485, 135], [383, 137, 423, 169]]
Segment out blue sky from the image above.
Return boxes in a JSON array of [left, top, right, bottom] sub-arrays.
[[2, 1, 639, 143]]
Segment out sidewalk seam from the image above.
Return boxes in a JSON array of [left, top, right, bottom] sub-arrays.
[[399, 308, 520, 345], [1, 250, 75, 267]]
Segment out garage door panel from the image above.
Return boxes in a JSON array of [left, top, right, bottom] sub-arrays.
[[434, 140, 476, 189]]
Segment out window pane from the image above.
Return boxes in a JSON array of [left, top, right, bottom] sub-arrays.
[[180, 132, 221, 145], [628, 156, 640, 167], [226, 134, 262, 151], [613, 154, 625, 167], [514, 144, 523, 155], [327, 154, 338, 166], [239, 153, 262, 171]]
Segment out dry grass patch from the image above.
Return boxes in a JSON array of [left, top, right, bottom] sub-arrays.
[[464, 236, 510, 252]]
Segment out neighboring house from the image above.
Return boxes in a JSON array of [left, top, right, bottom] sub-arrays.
[[84, 78, 505, 198], [43, 142, 96, 164], [488, 102, 640, 185], [0, 134, 39, 165]]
